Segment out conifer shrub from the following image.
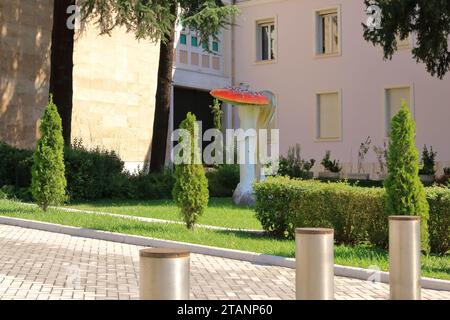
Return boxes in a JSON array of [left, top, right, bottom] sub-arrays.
[[384, 102, 430, 252], [31, 96, 67, 210], [172, 113, 209, 229]]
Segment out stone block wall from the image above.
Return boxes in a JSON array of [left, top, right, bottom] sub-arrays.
[[72, 22, 160, 169], [0, 0, 53, 149]]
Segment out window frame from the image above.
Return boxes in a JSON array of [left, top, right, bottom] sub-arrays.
[[255, 18, 277, 64], [383, 85, 414, 137], [315, 90, 343, 142], [314, 7, 341, 58], [179, 33, 187, 46]]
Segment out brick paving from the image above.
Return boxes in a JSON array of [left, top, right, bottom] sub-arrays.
[[0, 224, 448, 300]]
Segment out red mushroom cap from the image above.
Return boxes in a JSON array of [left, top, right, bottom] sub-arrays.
[[210, 87, 270, 106]]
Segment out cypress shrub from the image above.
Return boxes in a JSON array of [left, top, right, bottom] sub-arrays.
[[172, 113, 209, 229], [31, 96, 67, 210], [384, 102, 430, 252]]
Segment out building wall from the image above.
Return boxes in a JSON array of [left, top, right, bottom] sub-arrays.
[[0, 0, 53, 149], [71, 22, 160, 172], [234, 0, 450, 177]]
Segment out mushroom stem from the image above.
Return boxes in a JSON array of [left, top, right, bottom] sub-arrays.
[[233, 105, 260, 206]]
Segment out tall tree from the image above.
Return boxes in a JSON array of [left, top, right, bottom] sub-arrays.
[[79, 0, 238, 172], [49, 0, 76, 145], [363, 0, 450, 79]]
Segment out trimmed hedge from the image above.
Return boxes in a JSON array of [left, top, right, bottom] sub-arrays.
[[65, 145, 126, 200], [0, 142, 33, 190], [254, 177, 450, 254], [206, 164, 240, 197]]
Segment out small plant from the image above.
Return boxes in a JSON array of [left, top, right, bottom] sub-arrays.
[[385, 102, 429, 252], [436, 167, 450, 187], [278, 144, 315, 179], [172, 113, 209, 230], [419, 145, 437, 176], [357, 136, 372, 174], [31, 96, 67, 210], [321, 151, 342, 173], [209, 98, 223, 130], [373, 141, 388, 177]]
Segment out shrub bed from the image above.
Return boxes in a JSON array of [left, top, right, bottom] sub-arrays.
[[0, 142, 173, 201], [254, 177, 449, 254], [206, 164, 240, 197]]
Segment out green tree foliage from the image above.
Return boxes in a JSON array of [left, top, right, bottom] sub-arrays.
[[363, 0, 450, 79], [31, 96, 67, 210], [172, 113, 209, 229], [384, 102, 429, 252], [80, 0, 238, 44], [419, 145, 437, 176], [210, 98, 223, 130]]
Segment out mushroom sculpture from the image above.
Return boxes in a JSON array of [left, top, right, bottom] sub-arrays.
[[210, 86, 277, 206]]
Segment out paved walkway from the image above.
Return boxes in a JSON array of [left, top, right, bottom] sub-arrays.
[[0, 224, 448, 300]]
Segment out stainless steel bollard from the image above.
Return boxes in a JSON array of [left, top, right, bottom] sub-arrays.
[[295, 228, 334, 300], [389, 216, 421, 300], [139, 248, 190, 300]]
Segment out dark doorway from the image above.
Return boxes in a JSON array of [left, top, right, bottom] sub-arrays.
[[173, 86, 215, 151]]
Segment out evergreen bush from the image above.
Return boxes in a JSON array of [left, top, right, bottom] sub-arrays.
[[384, 102, 430, 252], [31, 96, 67, 210], [321, 151, 342, 173], [172, 113, 209, 229]]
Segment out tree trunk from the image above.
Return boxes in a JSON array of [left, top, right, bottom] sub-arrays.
[[49, 0, 75, 145], [149, 15, 176, 173]]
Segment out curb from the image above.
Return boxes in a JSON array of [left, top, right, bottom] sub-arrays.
[[0, 216, 448, 292]]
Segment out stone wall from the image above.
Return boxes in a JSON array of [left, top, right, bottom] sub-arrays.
[[0, 0, 53, 149], [0, 0, 160, 169], [72, 22, 160, 170]]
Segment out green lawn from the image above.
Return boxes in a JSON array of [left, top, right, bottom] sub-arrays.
[[1, 199, 449, 280], [64, 198, 262, 230]]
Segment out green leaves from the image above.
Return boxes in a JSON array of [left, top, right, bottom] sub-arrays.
[[384, 102, 430, 252], [254, 177, 447, 254], [363, 0, 450, 78], [31, 96, 67, 211], [172, 113, 209, 230], [79, 0, 238, 44]]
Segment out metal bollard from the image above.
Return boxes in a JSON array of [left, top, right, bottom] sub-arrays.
[[295, 228, 334, 300], [389, 216, 421, 300], [139, 248, 190, 300]]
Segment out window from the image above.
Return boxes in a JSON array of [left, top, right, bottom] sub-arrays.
[[257, 20, 276, 61], [202, 55, 210, 68], [317, 9, 339, 55], [396, 34, 410, 49], [180, 34, 187, 45], [317, 92, 341, 140], [212, 41, 219, 52], [191, 36, 198, 47], [385, 87, 411, 134], [212, 56, 220, 70], [191, 53, 199, 66], [179, 50, 188, 64]]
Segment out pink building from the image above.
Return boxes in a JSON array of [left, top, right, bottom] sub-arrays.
[[232, 0, 450, 177]]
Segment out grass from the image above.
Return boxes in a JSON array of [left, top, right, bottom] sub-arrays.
[[64, 198, 262, 230], [0, 199, 449, 280]]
